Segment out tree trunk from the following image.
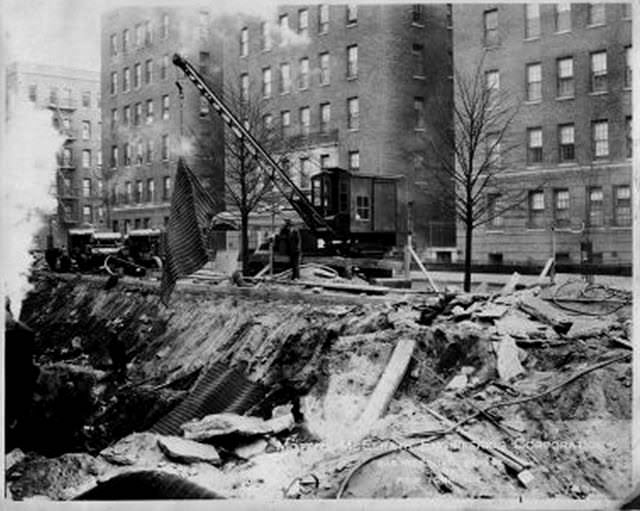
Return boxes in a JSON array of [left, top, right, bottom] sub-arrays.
[[463, 220, 473, 292], [240, 210, 250, 275]]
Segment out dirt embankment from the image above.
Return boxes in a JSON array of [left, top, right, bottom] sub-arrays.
[[7, 273, 633, 501]]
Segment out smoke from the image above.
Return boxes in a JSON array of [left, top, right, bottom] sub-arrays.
[[1, 99, 65, 317], [278, 23, 310, 48]]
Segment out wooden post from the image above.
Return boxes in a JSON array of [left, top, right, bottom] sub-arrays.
[[404, 235, 411, 280], [409, 245, 439, 293]]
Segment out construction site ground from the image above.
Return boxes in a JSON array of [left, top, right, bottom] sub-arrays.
[[4, 268, 633, 504]]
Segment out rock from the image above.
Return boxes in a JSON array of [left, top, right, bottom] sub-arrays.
[[494, 335, 525, 382], [6, 448, 26, 472], [517, 469, 535, 488], [182, 412, 295, 442], [99, 432, 164, 466], [234, 438, 269, 459], [474, 304, 508, 321], [272, 404, 293, 418], [446, 374, 468, 390], [157, 436, 221, 466]]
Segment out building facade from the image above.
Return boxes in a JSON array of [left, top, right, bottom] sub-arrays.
[[101, 7, 225, 234], [222, 3, 455, 253], [453, 3, 633, 265], [6, 62, 102, 247]]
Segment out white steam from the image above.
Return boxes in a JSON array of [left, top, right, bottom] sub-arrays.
[[279, 24, 310, 48], [1, 100, 65, 317]]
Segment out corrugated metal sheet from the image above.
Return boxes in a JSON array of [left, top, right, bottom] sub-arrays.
[[149, 361, 266, 436]]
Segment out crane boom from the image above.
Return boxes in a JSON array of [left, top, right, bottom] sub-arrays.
[[172, 53, 335, 237]]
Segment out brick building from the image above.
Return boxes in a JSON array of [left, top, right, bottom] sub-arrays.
[[6, 62, 102, 247], [101, 7, 225, 233], [453, 3, 633, 265], [221, 3, 455, 253]]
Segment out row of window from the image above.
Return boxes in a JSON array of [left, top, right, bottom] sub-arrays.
[[58, 148, 102, 168], [31, 85, 98, 108], [484, 3, 631, 46], [111, 95, 170, 129], [517, 47, 632, 103], [78, 205, 105, 224], [53, 117, 94, 140], [58, 176, 104, 198], [240, 4, 357, 56], [521, 185, 632, 229], [110, 135, 170, 167], [524, 117, 632, 165], [109, 55, 173, 94], [118, 176, 172, 204], [112, 217, 160, 234]]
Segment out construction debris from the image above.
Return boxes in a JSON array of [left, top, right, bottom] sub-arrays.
[[182, 412, 295, 442], [157, 436, 221, 466], [494, 335, 525, 382]]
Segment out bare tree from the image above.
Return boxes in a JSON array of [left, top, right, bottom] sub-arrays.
[[188, 70, 296, 272], [415, 56, 527, 291]]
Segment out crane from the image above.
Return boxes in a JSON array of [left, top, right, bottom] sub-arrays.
[[172, 53, 336, 240]]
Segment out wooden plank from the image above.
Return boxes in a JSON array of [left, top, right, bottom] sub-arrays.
[[356, 339, 416, 431], [501, 272, 520, 295], [408, 245, 439, 292], [297, 279, 389, 295]]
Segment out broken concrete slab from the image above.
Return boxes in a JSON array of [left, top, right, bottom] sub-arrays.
[[446, 374, 468, 390], [157, 435, 221, 466], [99, 432, 164, 467], [182, 412, 295, 442], [494, 309, 551, 340], [234, 438, 269, 459], [474, 303, 508, 321], [566, 316, 617, 339], [517, 295, 573, 335], [494, 335, 525, 382], [501, 273, 520, 296]]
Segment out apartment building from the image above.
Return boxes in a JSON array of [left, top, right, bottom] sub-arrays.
[[6, 62, 102, 248], [453, 3, 633, 265], [101, 7, 225, 233], [223, 4, 455, 252]]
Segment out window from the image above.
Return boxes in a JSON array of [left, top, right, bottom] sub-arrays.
[[145, 59, 153, 84], [347, 45, 358, 78], [97, 179, 103, 196], [134, 102, 142, 125], [161, 134, 169, 160], [198, 51, 210, 75], [485, 69, 500, 103], [198, 11, 209, 39], [414, 97, 425, 130], [299, 58, 309, 89], [486, 132, 501, 166], [260, 22, 271, 51], [298, 9, 308, 36], [625, 46, 632, 88], [526, 63, 542, 101], [626, 116, 632, 158], [319, 4, 329, 33], [412, 44, 425, 77], [347, 97, 359, 130], [262, 67, 272, 97], [320, 102, 331, 133], [97, 150, 102, 167], [528, 190, 545, 228], [162, 95, 170, 119], [488, 194, 503, 228], [123, 67, 130, 92], [135, 180, 143, 203], [279, 63, 291, 93], [553, 189, 570, 228], [588, 3, 605, 25], [82, 150, 91, 169], [590, 51, 607, 92], [299, 157, 310, 188], [28, 84, 37, 102], [240, 27, 248, 57], [133, 63, 141, 89], [122, 29, 129, 53], [356, 196, 370, 220], [163, 176, 171, 199], [82, 121, 91, 140], [83, 206, 92, 223], [161, 13, 169, 39], [412, 4, 424, 25], [136, 141, 144, 164], [588, 187, 603, 226], [135, 23, 144, 46], [161, 55, 169, 80], [347, 4, 357, 24], [622, 3, 632, 18], [592, 120, 608, 158], [527, 128, 543, 164], [263, 113, 273, 130], [146, 99, 154, 123], [124, 142, 132, 166], [110, 72, 117, 94], [349, 150, 360, 170], [123, 105, 131, 126], [240, 74, 249, 102], [524, 4, 540, 38], [82, 178, 91, 198], [320, 154, 330, 169], [319, 52, 330, 85], [446, 4, 453, 27], [110, 34, 118, 56], [62, 117, 71, 131], [557, 57, 574, 97], [484, 9, 499, 46], [555, 3, 571, 31], [281, 110, 291, 137], [279, 14, 289, 43], [110, 145, 118, 167], [558, 124, 575, 162], [299, 106, 310, 135], [146, 139, 154, 162], [147, 179, 155, 202], [614, 186, 631, 226], [82, 91, 91, 107]]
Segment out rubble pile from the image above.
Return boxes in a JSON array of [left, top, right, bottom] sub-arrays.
[[5, 273, 632, 501]]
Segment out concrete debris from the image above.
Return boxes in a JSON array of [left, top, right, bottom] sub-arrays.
[[6, 448, 26, 472], [182, 412, 295, 442], [473, 303, 508, 321], [99, 432, 164, 466], [157, 436, 221, 465], [494, 335, 525, 382], [234, 438, 269, 459], [517, 294, 573, 335], [446, 374, 468, 390], [566, 316, 616, 339], [500, 272, 520, 296]]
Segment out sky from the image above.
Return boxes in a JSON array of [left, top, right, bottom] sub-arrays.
[[4, 0, 284, 71]]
